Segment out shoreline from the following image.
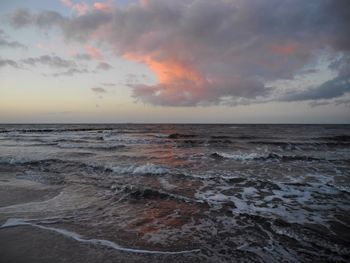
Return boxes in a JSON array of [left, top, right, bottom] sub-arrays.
[[0, 174, 202, 263]]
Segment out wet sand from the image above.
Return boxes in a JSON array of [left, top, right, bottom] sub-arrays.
[[0, 226, 199, 263]]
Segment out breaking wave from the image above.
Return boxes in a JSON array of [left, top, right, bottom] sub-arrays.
[[111, 163, 172, 175]]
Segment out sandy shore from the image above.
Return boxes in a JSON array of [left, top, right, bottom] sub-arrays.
[[0, 226, 199, 263]]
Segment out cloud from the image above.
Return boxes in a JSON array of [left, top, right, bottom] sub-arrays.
[[0, 58, 19, 68], [61, 0, 114, 15], [21, 55, 76, 68], [74, 53, 92, 60], [132, 68, 271, 106], [93, 1, 114, 13], [9, 8, 64, 28], [281, 75, 350, 102], [91, 86, 107, 93], [101, 82, 116, 86], [7, 0, 350, 106], [96, 62, 112, 70], [51, 68, 89, 77], [125, 73, 147, 85], [84, 45, 103, 60], [0, 39, 26, 49], [0, 53, 90, 76], [61, 0, 90, 15], [0, 29, 26, 49]]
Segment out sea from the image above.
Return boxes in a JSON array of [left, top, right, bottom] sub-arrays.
[[0, 124, 349, 262]]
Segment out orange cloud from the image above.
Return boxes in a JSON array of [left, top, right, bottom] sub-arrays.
[[61, 0, 73, 8], [94, 1, 113, 13], [123, 52, 209, 105], [124, 53, 204, 87], [84, 45, 103, 60]]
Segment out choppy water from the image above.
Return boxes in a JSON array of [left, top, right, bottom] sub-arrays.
[[0, 124, 349, 262]]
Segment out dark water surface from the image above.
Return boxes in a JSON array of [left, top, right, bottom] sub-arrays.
[[0, 124, 349, 262]]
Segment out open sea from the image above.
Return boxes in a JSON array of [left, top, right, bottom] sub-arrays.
[[0, 124, 349, 262]]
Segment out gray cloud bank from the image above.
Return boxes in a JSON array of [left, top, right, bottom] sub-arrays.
[[0, 29, 26, 49], [21, 55, 76, 68], [7, 0, 350, 106], [1, 53, 112, 77], [0, 58, 19, 68], [91, 87, 107, 93], [282, 75, 350, 102]]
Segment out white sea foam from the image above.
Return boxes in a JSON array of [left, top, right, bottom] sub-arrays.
[[0, 156, 29, 165], [153, 133, 169, 138], [214, 152, 262, 161], [195, 176, 345, 225], [111, 163, 170, 175], [0, 218, 200, 255]]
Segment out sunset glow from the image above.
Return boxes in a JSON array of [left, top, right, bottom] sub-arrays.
[[0, 0, 349, 123]]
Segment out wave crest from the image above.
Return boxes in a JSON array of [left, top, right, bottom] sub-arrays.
[[210, 152, 322, 162]]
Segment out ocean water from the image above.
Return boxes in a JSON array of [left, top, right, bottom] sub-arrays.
[[0, 124, 349, 262]]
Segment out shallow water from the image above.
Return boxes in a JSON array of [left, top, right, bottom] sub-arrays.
[[0, 124, 349, 262]]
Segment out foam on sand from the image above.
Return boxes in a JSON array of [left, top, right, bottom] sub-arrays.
[[1, 218, 201, 255]]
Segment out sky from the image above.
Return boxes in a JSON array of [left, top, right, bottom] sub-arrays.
[[0, 0, 349, 123]]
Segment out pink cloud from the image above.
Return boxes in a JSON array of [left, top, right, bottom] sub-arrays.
[[21, 0, 350, 106], [73, 3, 90, 15], [60, 0, 90, 15], [93, 1, 113, 13], [271, 44, 297, 56], [139, 0, 149, 8], [84, 45, 103, 60], [60, 0, 73, 8]]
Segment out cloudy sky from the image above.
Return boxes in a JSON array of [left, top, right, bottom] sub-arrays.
[[0, 0, 349, 123]]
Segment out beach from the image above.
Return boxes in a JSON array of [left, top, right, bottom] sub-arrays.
[[0, 124, 349, 262]]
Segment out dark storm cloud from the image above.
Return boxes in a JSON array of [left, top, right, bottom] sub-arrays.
[[21, 55, 76, 68], [7, 0, 350, 106]]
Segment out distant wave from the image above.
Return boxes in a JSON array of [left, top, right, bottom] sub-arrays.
[[210, 152, 261, 161], [315, 135, 350, 142], [210, 152, 322, 162], [0, 128, 116, 134], [122, 185, 195, 203], [249, 141, 350, 147], [168, 133, 197, 139], [0, 156, 29, 165], [0, 157, 105, 173], [0, 157, 176, 177], [57, 143, 126, 150]]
